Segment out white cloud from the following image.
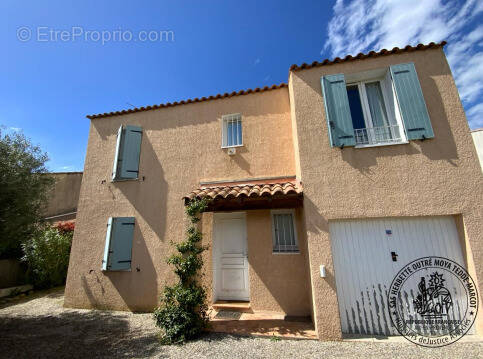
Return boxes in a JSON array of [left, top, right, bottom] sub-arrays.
[[254, 58, 261, 66], [56, 165, 77, 172], [324, 0, 483, 129], [467, 103, 483, 129], [8, 127, 21, 132]]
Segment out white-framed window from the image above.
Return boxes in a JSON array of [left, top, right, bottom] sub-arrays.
[[271, 209, 299, 253], [346, 71, 407, 147], [221, 113, 243, 148]]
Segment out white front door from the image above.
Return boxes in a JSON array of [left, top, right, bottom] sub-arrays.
[[213, 212, 249, 301]]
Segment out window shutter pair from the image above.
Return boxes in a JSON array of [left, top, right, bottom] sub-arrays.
[[321, 62, 434, 147], [112, 125, 143, 181], [102, 217, 135, 271]]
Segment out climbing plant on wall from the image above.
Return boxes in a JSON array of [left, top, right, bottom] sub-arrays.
[[153, 198, 209, 344]]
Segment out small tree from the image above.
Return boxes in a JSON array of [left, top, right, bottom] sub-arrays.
[[154, 198, 209, 344], [0, 128, 53, 259]]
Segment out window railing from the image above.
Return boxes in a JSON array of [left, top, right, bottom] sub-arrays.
[[354, 125, 403, 146]]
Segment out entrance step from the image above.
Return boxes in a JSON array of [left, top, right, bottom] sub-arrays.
[[212, 301, 251, 313], [208, 310, 317, 339]]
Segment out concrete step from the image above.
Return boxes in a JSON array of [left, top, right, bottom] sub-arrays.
[[211, 301, 251, 312]]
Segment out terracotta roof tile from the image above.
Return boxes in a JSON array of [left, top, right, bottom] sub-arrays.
[[183, 181, 302, 202], [289, 41, 447, 71]]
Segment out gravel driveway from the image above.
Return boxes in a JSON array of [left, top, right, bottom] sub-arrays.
[[0, 287, 481, 359]]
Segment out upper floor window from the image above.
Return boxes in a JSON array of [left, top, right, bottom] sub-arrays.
[[222, 113, 242, 148], [321, 62, 434, 149], [346, 77, 405, 147]]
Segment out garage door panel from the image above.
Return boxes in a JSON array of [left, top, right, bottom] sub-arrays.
[[330, 216, 466, 336]]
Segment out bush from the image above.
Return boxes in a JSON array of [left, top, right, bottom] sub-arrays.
[[0, 128, 53, 259], [21, 222, 73, 288], [153, 198, 209, 344]]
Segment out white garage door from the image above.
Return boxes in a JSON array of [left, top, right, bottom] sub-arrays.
[[330, 216, 467, 336]]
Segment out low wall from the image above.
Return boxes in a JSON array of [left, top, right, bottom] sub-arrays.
[[0, 259, 26, 288], [43, 172, 83, 219]]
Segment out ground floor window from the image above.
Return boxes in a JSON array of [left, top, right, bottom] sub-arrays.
[[271, 209, 299, 253]]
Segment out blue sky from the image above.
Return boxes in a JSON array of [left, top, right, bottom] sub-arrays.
[[1, 0, 482, 172]]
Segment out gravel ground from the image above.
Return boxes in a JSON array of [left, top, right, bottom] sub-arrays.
[[0, 287, 481, 359]]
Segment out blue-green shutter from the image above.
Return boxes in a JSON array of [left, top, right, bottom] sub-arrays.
[[101, 217, 134, 271], [112, 126, 124, 181], [102, 217, 113, 271], [112, 125, 142, 181], [321, 74, 355, 147], [390, 63, 434, 140], [120, 125, 142, 179]]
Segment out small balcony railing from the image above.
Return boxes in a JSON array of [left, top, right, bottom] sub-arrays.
[[354, 125, 403, 146]]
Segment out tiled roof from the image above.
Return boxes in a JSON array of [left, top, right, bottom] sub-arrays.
[[86, 41, 446, 119], [86, 83, 287, 119], [183, 181, 302, 202], [289, 41, 447, 71]]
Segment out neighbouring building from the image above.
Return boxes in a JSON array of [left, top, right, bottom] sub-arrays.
[[43, 172, 83, 222], [471, 128, 483, 172], [64, 41, 483, 340]]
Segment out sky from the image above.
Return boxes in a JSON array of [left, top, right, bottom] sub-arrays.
[[1, 0, 482, 172]]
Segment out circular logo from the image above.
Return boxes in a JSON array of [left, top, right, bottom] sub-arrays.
[[388, 256, 478, 347], [16, 26, 32, 42]]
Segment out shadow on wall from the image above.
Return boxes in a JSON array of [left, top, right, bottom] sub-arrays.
[[87, 124, 166, 311], [302, 197, 337, 293], [302, 65, 459, 173], [104, 225, 158, 311], [229, 146, 252, 175], [80, 225, 158, 312], [246, 210, 312, 316], [92, 91, 289, 139]]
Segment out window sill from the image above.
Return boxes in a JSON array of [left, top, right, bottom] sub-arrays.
[[221, 144, 244, 149], [355, 140, 408, 149], [111, 177, 139, 183], [272, 251, 300, 255]]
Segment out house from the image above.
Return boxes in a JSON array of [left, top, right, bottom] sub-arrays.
[[471, 128, 483, 172], [64, 41, 483, 340], [43, 172, 83, 223]]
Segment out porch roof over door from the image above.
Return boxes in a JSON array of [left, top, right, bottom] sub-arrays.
[[182, 176, 303, 210]]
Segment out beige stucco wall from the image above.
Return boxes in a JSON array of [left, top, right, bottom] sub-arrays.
[[289, 48, 483, 339], [64, 88, 310, 313], [245, 208, 311, 315], [43, 172, 83, 219], [200, 209, 311, 316]]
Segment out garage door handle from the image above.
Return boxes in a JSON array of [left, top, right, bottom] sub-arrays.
[[391, 251, 398, 262]]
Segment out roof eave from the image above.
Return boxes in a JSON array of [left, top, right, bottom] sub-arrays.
[[289, 41, 447, 72]]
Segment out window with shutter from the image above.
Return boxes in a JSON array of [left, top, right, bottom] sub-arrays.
[[271, 209, 299, 253], [102, 217, 135, 271], [321, 74, 356, 148], [390, 63, 434, 140], [112, 125, 143, 181], [322, 63, 432, 148]]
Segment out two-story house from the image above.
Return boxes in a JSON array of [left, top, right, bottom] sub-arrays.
[[64, 41, 483, 340]]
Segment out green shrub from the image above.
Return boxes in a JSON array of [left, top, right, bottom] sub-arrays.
[[154, 198, 209, 344], [21, 224, 73, 288]]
